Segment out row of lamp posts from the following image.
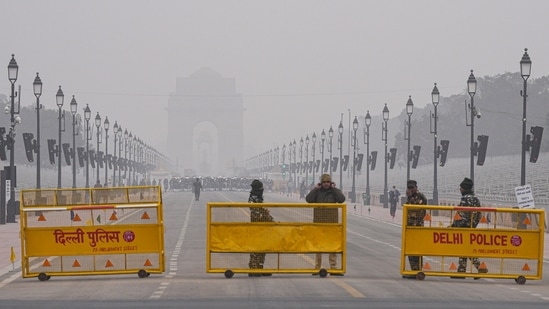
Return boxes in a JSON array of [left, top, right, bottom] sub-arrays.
[[251, 48, 532, 208]]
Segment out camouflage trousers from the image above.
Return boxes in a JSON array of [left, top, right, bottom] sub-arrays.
[[458, 257, 482, 272], [249, 253, 266, 269]]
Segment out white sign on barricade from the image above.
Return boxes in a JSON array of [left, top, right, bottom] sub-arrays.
[[515, 184, 535, 209]]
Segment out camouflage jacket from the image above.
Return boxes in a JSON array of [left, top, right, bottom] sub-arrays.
[[249, 194, 273, 222], [452, 192, 481, 228], [406, 191, 428, 226]]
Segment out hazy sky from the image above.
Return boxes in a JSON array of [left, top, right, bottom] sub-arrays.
[[1, 0, 548, 160]]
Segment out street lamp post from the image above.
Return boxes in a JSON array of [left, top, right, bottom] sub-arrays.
[[320, 130, 325, 178], [364, 111, 371, 205], [328, 126, 333, 177], [117, 126, 123, 186], [287, 141, 292, 188], [312, 133, 316, 184], [70, 96, 78, 188], [124, 130, 129, 186], [292, 140, 297, 187], [431, 83, 440, 205], [299, 138, 304, 185], [33, 73, 42, 189], [382, 104, 390, 209], [520, 48, 532, 186], [6, 54, 19, 224], [84, 105, 91, 188], [305, 135, 309, 186], [338, 121, 343, 191], [112, 121, 118, 186], [467, 70, 477, 184], [405, 96, 414, 183], [95, 112, 101, 184], [56, 86, 64, 189], [351, 116, 358, 203], [103, 117, 110, 186]]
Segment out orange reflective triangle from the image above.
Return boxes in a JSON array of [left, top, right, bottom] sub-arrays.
[[109, 211, 118, 221], [478, 261, 488, 271], [423, 262, 431, 270], [105, 260, 114, 268], [141, 211, 150, 220], [453, 212, 462, 221], [43, 259, 51, 267], [144, 259, 153, 267], [73, 213, 82, 222], [38, 214, 46, 221], [72, 259, 81, 267], [449, 262, 457, 270], [522, 263, 531, 271], [522, 216, 531, 225], [423, 213, 432, 221], [480, 215, 488, 223]]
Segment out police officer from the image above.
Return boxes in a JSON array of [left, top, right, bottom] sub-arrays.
[[306, 174, 346, 276], [248, 179, 273, 277], [452, 177, 487, 275], [403, 180, 428, 279]]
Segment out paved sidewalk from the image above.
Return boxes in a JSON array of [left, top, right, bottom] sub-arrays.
[[347, 202, 549, 263], [0, 220, 21, 276]]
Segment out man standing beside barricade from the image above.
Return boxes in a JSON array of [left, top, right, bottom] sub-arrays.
[[403, 180, 428, 279], [248, 179, 273, 277], [452, 177, 488, 275], [306, 174, 346, 276]]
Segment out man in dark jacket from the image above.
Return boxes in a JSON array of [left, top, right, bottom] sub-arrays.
[[306, 174, 345, 275], [452, 177, 487, 275]]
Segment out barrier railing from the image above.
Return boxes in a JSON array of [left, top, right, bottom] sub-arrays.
[[19, 186, 165, 281], [401, 204, 545, 284], [206, 202, 346, 278]]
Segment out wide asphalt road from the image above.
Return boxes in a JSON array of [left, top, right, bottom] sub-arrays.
[[0, 190, 547, 308]]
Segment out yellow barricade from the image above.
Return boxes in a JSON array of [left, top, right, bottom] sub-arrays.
[[206, 202, 346, 278], [401, 204, 545, 284], [19, 186, 165, 281]]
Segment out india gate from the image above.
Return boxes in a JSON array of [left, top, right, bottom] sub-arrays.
[[166, 68, 244, 176]]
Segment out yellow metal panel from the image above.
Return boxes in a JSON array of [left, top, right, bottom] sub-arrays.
[[19, 186, 165, 279], [401, 204, 545, 281], [206, 202, 346, 274], [404, 228, 541, 259], [25, 225, 162, 256], [210, 224, 344, 252]]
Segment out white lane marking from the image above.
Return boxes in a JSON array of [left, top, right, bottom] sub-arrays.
[[149, 194, 194, 299]]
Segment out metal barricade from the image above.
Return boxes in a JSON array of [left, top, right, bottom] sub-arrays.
[[19, 186, 165, 281], [206, 202, 346, 278], [401, 204, 545, 284]]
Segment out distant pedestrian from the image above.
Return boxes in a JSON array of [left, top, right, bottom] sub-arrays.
[[389, 185, 400, 219], [192, 178, 202, 201]]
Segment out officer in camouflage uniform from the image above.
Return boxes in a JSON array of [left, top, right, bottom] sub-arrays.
[[452, 177, 487, 274], [403, 180, 428, 279], [248, 179, 274, 277]]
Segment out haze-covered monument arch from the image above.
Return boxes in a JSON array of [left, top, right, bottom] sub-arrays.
[[167, 68, 244, 176]]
